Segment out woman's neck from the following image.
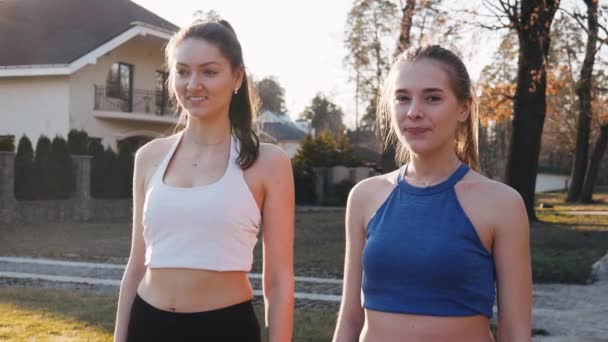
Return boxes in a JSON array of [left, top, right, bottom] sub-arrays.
[[406, 147, 462, 185], [184, 114, 231, 146]]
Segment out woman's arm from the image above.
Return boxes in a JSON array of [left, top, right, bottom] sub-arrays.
[[113, 146, 151, 342], [333, 181, 367, 342], [493, 187, 532, 342], [260, 145, 295, 342]]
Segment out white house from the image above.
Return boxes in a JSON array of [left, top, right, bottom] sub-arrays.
[[0, 0, 180, 149]]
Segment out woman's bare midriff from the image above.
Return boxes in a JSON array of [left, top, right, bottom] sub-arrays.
[[136, 268, 253, 313], [360, 310, 495, 342]]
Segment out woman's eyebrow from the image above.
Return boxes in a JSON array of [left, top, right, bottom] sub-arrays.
[[176, 61, 220, 67], [394, 87, 444, 93]]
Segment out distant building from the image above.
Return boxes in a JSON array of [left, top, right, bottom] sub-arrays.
[[0, 0, 179, 149], [256, 111, 310, 157]]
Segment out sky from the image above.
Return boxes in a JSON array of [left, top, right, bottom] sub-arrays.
[[133, 0, 500, 128]]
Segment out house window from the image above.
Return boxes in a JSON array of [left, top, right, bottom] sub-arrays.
[[106, 62, 133, 111], [155, 70, 169, 115]]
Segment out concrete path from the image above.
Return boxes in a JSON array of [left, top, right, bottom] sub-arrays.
[[563, 211, 608, 216], [1, 256, 607, 341], [0, 256, 342, 302]]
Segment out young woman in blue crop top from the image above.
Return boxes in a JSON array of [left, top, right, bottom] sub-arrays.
[[113, 18, 294, 342], [333, 45, 532, 342]]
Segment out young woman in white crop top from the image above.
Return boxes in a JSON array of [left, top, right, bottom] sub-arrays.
[[113, 18, 295, 342]]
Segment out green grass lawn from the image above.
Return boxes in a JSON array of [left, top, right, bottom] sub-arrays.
[[0, 286, 551, 341], [533, 189, 608, 283], [0, 189, 606, 284], [0, 286, 336, 342]]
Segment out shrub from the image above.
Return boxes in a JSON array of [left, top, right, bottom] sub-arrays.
[[116, 139, 135, 198], [68, 130, 90, 155], [292, 132, 362, 204], [34, 135, 52, 199], [14, 135, 35, 199], [49, 136, 74, 199], [89, 139, 111, 198]]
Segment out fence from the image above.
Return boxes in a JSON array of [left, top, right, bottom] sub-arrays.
[[0, 152, 130, 225]]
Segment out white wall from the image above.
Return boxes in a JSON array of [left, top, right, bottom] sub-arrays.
[[0, 76, 70, 145], [69, 35, 173, 148]]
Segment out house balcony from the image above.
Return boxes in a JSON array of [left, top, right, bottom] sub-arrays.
[[93, 85, 179, 124]]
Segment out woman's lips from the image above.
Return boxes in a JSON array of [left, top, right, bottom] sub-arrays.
[[187, 96, 208, 106], [405, 127, 430, 135]]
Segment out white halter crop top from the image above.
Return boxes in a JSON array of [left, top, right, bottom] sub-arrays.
[[142, 131, 261, 271]]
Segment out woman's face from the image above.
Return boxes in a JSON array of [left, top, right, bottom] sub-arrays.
[[389, 59, 469, 157], [172, 38, 243, 120]]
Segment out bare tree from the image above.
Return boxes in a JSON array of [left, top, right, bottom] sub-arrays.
[[565, 0, 602, 201], [395, 0, 417, 55], [479, 0, 561, 220]]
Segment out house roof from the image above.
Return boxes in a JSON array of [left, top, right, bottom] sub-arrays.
[[260, 122, 307, 141], [0, 0, 178, 67], [256, 111, 307, 141]]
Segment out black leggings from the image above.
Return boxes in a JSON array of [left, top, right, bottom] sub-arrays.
[[126, 294, 261, 342]]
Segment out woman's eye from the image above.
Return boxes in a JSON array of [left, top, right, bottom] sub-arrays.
[[426, 96, 441, 103], [176, 69, 189, 76], [395, 96, 410, 103], [204, 70, 218, 76]]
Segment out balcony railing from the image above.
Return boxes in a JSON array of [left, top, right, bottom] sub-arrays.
[[94, 85, 175, 116]]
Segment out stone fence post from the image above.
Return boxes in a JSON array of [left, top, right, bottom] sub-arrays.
[[0, 152, 16, 224], [72, 155, 93, 201], [71, 155, 93, 220]]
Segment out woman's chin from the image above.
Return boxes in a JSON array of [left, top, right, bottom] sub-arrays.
[[185, 108, 212, 119], [403, 141, 433, 155]]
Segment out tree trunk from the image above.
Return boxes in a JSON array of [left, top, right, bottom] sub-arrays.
[[567, 0, 599, 202], [395, 0, 416, 56], [581, 125, 608, 203], [505, 0, 559, 221], [382, 0, 417, 172]]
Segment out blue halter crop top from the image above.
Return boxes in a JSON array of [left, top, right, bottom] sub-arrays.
[[361, 163, 496, 317]]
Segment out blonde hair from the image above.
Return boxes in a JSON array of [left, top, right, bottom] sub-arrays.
[[376, 45, 481, 172]]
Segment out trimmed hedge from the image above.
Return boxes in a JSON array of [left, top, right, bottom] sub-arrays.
[[68, 129, 89, 155], [89, 138, 135, 199], [15, 135, 35, 199], [13, 132, 136, 199], [49, 136, 73, 199]]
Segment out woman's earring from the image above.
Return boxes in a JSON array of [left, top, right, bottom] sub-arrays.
[[234, 88, 238, 95]]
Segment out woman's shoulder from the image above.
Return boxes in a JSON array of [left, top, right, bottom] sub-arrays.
[[247, 143, 292, 177], [258, 142, 290, 161], [254, 142, 291, 169], [459, 170, 526, 216], [348, 169, 400, 207], [354, 169, 399, 193], [134, 133, 180, 169]]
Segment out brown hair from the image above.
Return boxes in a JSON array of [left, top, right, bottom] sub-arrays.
[[165, 19, 260, 169], [376, 45, 481, 172]]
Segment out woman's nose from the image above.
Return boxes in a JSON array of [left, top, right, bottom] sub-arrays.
[[406, 100, 423, 119], [186, 72, 203, 90]]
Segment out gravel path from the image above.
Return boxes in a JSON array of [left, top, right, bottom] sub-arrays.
[[531, 282, 608, 342]]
